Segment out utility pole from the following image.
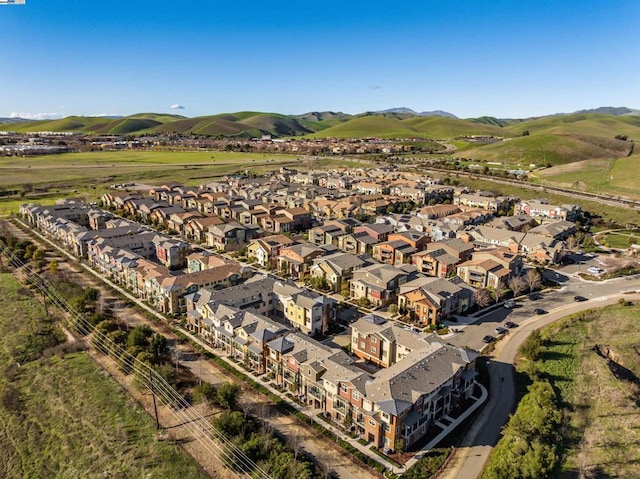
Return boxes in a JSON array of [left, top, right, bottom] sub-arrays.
[[149, 369, 160, 429]]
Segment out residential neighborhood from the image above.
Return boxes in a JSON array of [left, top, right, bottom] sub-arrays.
[[18, 164, 581, 456]]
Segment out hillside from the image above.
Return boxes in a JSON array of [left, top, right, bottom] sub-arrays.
[[401, 116, 511, 138], [0, 113, 185, 134], [305, 116, 423, 138], [304, 114, 515, 140], [504, 113, 640, 139], [458, 133, 634, 166]]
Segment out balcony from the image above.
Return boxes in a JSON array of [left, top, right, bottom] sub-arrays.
[[308, 386, 325, 401], [333, 401, 348, 415]]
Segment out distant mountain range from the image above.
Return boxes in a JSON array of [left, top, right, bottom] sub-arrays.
[[0, 117, 34, 124], [374, 108, 459, 118]]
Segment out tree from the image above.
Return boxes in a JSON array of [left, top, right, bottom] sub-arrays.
[[32, 248, 45, 262], [388, 304, 398, 315], [217, 382, 241, 410], [149, 333, 167, 358], [566, 235, 578, 250], [395, 438, 406, 455], [474, 288, 492, 308], [48, 260, 59, 273], [127, 325, 151, 349], [582, 234, 595, 250], [489, 286, 508, 304], [192, 382, 217, 405], [508, 276, 526, 298], [525, 269, 542, 293], [358, 296, 371, 308]]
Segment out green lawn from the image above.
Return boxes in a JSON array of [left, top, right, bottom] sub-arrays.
[[0, 272, 208, 479], [598, 231, 639, 249]]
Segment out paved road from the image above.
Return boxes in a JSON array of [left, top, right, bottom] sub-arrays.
[[441, 282, 640, 479], [444, 273, 640, 351]]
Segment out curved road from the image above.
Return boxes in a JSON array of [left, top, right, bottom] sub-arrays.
[[441, 282, 640, 479]]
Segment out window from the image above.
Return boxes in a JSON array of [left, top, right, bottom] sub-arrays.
[[341, 384, 348, 393], [369, 419, 376, 426], [371, 347, 376, 353], [359, 342, 365, 349], [353, 391, 359, 401], [371, 337, 377, 344]]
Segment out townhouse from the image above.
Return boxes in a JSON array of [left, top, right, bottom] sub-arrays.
[[514, 199, 581, 222], [411, 238, 474, 278], [247, 234, 297, 269], [456, 247, 523, 289], [350, 263, 416, 307], [397, 276, 475, 325], [309, 251, 369, 293]]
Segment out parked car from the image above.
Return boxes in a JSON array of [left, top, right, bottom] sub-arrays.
[[533, 308, 547, 315], [504, 299, 517, 308], [495, 326, 508, 335], [529, 293, 542, 300], [574, 295, 588, 302], [482, 335, 496, 343], [504, 321, 518, 329]]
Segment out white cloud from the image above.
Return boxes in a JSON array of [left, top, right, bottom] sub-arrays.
[[170, 104, 186, 109], [10, 112, 64, 120]]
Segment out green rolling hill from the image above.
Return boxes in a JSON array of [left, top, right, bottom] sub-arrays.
[[458, 133, 634, 166], [2, 110, 637, 168], [504, 113, 640, 138], [0, 113, 185, 134], [305, 116, 422, 139]]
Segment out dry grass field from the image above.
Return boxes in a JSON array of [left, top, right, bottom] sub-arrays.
[[529, 303, 640, 478]]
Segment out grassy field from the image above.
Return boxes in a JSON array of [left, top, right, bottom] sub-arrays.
[[596, 231, 640, 249], [0, 272, 208, 479], [0, 150, 303, 214], [534, 152, 640, 200], [458, 133, 633, 166], [504, 113, 640, 138], [523, 303, 640, 478]]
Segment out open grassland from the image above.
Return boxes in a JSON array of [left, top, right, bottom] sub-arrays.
[[0, 150, 363, 215], [306, 115, 511, 140], [504, 113, 640, 139], [0, 150, 303, 213], [525, 303, 640, 478], [533, 152, 640, 200], [306, 116, 424, 139], [458, 133, 633, 166], [0, 272, 208, 479]]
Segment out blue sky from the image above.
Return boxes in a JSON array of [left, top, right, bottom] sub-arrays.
[[1, 0, 638, 119]]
